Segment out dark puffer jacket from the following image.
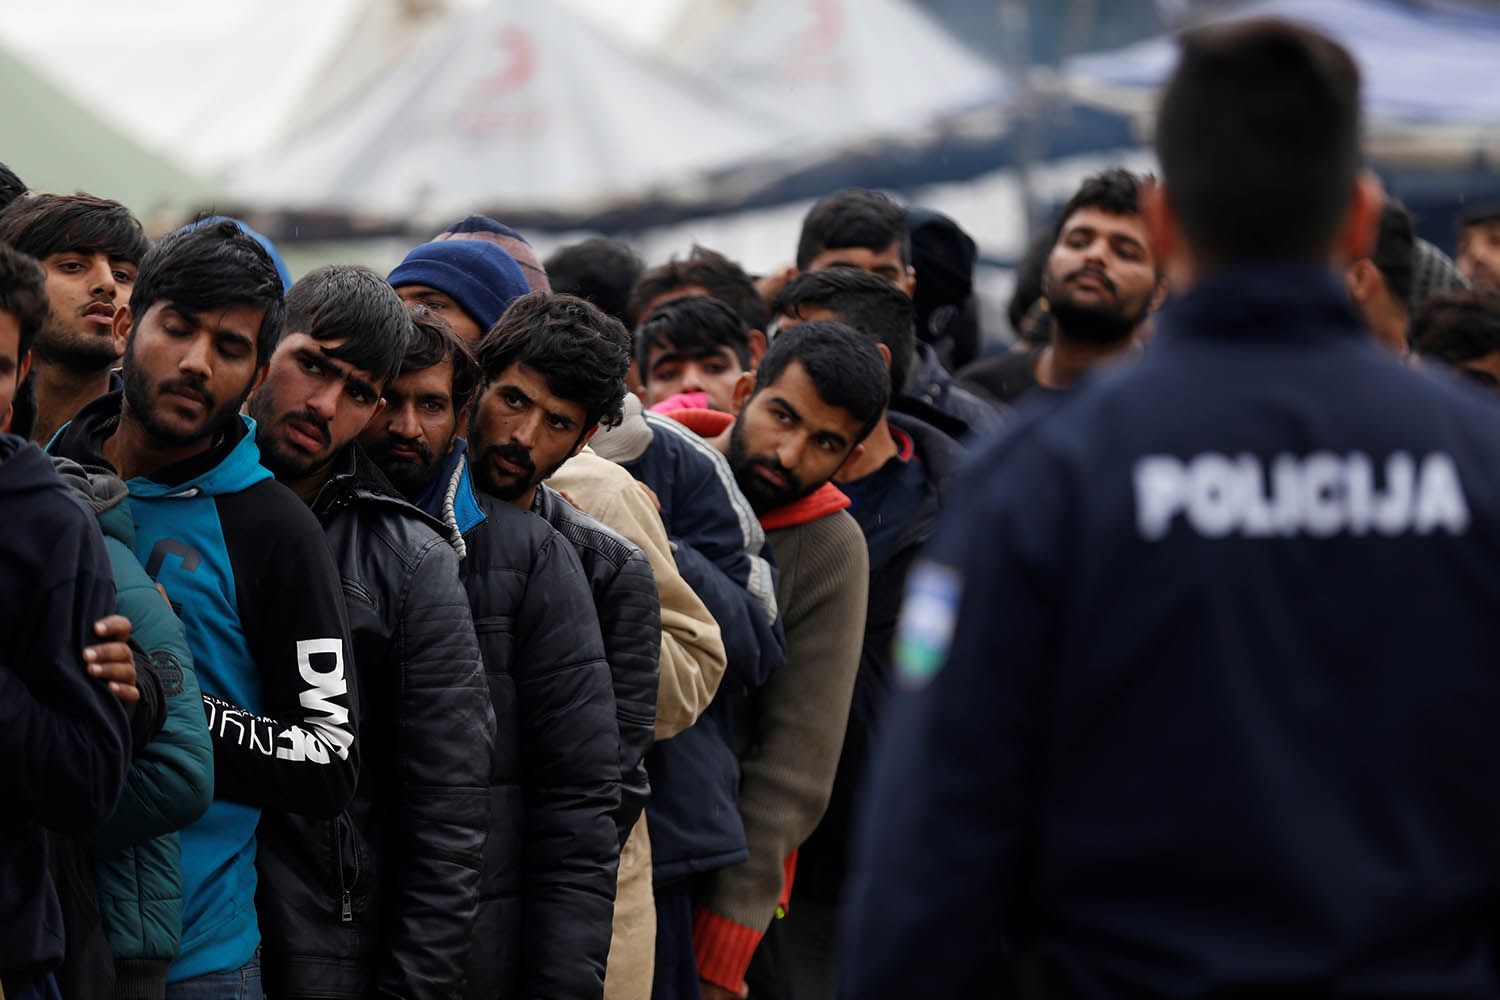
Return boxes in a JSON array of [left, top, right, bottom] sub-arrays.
[[420, 443, 621, 1000], [532, 481, 660, 846], [255, 446, 495, 999]]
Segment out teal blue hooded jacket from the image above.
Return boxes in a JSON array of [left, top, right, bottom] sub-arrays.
[[53, 458, 214, 984]]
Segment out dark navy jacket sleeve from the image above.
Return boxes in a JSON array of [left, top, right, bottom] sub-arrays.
[[0, 510, 130, 833], [672, 540, 784, 693], [514, 530, 620, 999], [209, 483, 360, 818], [839, 424, 1066, 1000]]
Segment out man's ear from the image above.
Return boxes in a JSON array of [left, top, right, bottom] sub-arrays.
[[747, 329, 768, 369], [901, 265, 917, 298], [1339, 170, 1384, 267], [454, 403, 472, 446], [875, 342, 892, 373], [18, 349, 31, 386], [1346, 257, 1379, 303], [730, 370, 756, 415], [573, 424, 599, 457], [111, 304, 133, 357], [1141, 181, 1176, 273], [248, 363, 269, 398]]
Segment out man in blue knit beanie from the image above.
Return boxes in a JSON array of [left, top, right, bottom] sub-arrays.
[[388, 239, 529, 342]]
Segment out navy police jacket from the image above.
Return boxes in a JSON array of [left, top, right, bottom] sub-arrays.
[[843, 264, 1500, 999]]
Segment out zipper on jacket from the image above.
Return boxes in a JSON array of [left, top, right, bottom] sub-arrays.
[[333, 813, 360, 923]]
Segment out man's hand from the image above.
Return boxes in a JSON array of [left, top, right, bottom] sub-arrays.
[[85, 613, 139, 707], [700, 980, 746, 1000]]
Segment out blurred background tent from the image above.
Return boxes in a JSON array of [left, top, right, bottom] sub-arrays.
[[2, 0, 1498, 343]]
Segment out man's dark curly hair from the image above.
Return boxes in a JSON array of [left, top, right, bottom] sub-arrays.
[[1052, 167, 1147, 246], [625, 245, 768, 331], [474, 291, 630, 430], [0, 240, 47, 358]]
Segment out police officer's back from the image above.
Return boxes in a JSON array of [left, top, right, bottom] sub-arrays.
[[842, 20, 1500, 1000]]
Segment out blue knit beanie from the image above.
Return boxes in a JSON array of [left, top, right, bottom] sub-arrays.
[[387, 240, 530, 332]]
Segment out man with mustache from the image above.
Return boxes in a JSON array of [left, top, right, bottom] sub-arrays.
[[960, 169, 1161, 406], [48, 220, 358, 998], [0, 193, 150, 444], [244, 268, 495, 999], [360, 306, 620, 1000], [662, 321, 881, 1000]]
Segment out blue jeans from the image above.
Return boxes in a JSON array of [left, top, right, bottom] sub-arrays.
[[165, 952, 263, 1000]]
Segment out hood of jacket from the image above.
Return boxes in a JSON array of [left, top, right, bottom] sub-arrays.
[[414, 439, 488, 558], [0, 432, 64, 498], [51, 455, 134, 546], [665, 407, 850, 530], [50, 391, 272, 499]]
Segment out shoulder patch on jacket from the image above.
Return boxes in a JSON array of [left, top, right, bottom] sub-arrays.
[[894, 560, 963, 689]]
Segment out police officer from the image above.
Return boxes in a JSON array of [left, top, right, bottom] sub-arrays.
[[842, 19, 1500, 999]]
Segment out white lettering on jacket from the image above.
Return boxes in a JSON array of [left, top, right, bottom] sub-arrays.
[[274, 638, 353, 762], [1133, 451, 1470, 541]]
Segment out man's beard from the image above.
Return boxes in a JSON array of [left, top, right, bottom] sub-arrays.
[[727, 418, 810, 515], [122, 340, 249, 448], [1044, 266, 1149, 346], [247, 392, 338, 482], [364, 430, 453, 499], [35, 314, 120, 372]]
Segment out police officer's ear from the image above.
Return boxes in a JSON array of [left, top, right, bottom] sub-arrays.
[[1141, 181, 1176, 275], [1338, 170, 1384, 268]]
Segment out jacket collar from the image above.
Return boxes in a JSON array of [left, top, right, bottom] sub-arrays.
[[416, 440, 486, 558], [1155, 262, 1366, 346], [311, 443, 449, 536]]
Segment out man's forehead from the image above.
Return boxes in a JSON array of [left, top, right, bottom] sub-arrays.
[[1061, 206, 1145, 234], [761, 361, 862, 432], [156, 300, 261, 333], [499, 361, 586, 415], [390, 358, 455, 394], [285, 332, 381, 385]]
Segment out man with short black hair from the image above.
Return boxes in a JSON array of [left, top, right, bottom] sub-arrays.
[[636, 295, 762, 413], [1456, 201, 1500, 291], [0, 237, 132, 1000], [663, 321, 877, 1000], [1347, 199, 1416, 353], [0, 162, 25, 212], [246, 270, 496, 999], [960, 168, 1159, 406], [361, 307, 621, 1000], [626, 246, 769, 334], [0, 193, 150, 443], [769, 271, 966, 998], [48, 221, 359, 997], [1411, 288, 1500, 391], [844, 19, 1500, 998]]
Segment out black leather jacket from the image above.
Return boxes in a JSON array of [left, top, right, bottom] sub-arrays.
[[426, 448, 620, 1000], [255, 446, 495, 999], [533, 482, 661, 846]]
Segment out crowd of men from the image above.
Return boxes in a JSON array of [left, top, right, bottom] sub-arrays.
[[8, 15, 1500, 1000]]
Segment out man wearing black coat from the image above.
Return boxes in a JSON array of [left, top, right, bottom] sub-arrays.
[[246, 267, 495, 999], [363, 304, 621, 1000]]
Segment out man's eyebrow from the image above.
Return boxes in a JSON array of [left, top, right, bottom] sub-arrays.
[[500, 383, 533, 406], [767, 394, 802, 422], [816, 428, 850, 450], [347, 375, 380, 400]]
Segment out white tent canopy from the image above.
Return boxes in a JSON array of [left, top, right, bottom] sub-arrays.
[[678, 0, 1012, 160], [0, 0, 437, 176], [229, 0, 793, 221]]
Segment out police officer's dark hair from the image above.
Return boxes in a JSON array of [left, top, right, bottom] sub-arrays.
[[752, 319, 889, 444], [475, 291, 630, 430], [1372, 200, 1416, 309], [1156, 19, 1362, 264], [278, 265, 412, 386], [544, 238, 644, 324], [626, 246, 768, 332], [0, 240, 47, 358], [0, 163, 25, 213], [795, 188, 911, 272], [1411, 290, 1500, 366], [1052, 169, 1146, 246], [400, 304, 483, 412], [0, 192, 150, 265], [771, 267, 916, 393], [635, 294, 752, 373], [129, 220, 285, 365]]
